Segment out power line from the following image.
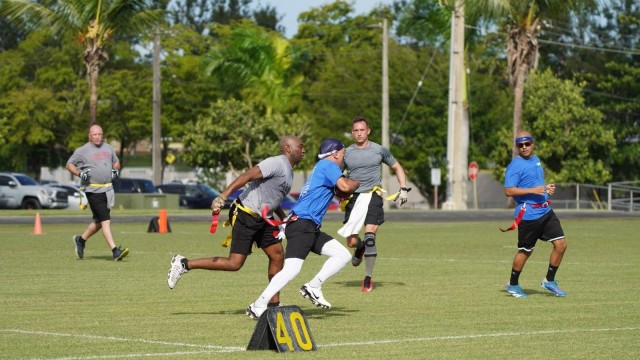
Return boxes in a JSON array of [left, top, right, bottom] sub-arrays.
[[465, 24, 640, 56]]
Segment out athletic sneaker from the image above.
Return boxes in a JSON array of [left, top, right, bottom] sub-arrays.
[[113, 246, 129, 261], [246, 303, 266, 320], [505, 283, 528, 298], [541, 279, 567, 297], [167, 254, 188, 289], [362, 276, 373, 292], [73, 235, 85, 259], [351, 242, 365, 267], [299, 283, 331, 308]]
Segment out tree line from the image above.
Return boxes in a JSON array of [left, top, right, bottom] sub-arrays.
[[0, 0, 637, 200]]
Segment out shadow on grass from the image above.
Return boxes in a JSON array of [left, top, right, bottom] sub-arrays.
[[501, 288, 563, 297], [172, 306, 353, 318], [334, 280, 407, 289]]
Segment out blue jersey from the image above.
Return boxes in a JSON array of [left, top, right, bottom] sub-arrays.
[[292, 159, 344, 225], [504, 155, 550, 220]]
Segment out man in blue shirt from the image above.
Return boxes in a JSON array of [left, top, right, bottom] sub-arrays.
[[503, 131, 568, 298], [246, 138, 360, 319]]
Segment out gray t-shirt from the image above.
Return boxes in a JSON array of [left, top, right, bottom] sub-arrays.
[[67, 142, 119, 193], [239, 154, 293, 214], [344, 141, 396, 193]]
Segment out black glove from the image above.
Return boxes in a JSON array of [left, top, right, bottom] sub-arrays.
[[111, 169, 120, 180], [80, 169, 91, 182]]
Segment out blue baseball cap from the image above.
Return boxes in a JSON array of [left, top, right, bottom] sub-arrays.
[[318, 138, 345, 159]]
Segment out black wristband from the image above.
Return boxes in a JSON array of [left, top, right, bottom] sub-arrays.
[[400, 187, 411, 192]]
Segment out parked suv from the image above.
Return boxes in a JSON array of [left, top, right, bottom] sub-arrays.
[[157, 183, 222, 209], [112, 177, 157, 193], [0, 172, 69, 209]]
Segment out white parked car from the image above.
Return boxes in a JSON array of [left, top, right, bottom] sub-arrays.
[[53, 184, 89, 210]]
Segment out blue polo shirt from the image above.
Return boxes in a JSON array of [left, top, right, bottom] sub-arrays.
[[504, 155, 551, 221], [291, 159, 344, 225]]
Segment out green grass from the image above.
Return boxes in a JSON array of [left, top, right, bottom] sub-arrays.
[[1, 217, 639, 359]]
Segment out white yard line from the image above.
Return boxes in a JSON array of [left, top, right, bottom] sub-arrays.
[[3, 326, 639, 359]]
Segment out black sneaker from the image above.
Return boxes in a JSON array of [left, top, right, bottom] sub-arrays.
[[113, 246, 129, 261], [73, 235, 85, 259], [352, 241, 365, 266]]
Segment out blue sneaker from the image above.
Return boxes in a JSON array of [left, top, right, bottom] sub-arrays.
[[505, 284, 528, 298], [541, 279, 567, 297]]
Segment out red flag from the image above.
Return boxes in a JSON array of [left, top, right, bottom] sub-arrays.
[[210, 213, 219, 234]]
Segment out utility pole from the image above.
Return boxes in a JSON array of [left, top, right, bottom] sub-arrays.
[[443, 0, 467, 210], [152, 29, 162, 186], [381, 17, 390, 211], [368, 18, 391, 210]]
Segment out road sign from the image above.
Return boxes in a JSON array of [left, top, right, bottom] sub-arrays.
[[431, 168, 441, 186], [468, 161, 479, 181]]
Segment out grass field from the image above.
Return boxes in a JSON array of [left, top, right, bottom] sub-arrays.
[[1, 215, 639, 359]]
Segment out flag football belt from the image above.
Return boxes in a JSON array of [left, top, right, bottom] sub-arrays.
[[219, 200, 242, 247], [340, 185, 402, 211], [261, 206, 298, 226], [79, 182, 112, 191], [219, 200, 265, 247], [88, 182, 112, 187], [500, 201, 551, 232]]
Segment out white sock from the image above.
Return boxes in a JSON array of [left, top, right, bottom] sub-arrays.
[[255, 258, 304, 307], [307, 239, 351, 288]]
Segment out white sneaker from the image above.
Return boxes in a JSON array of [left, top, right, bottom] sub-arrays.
[[299, 283, 331, 309], [246, 302, 266, 320], [167, 254, 188, 289]]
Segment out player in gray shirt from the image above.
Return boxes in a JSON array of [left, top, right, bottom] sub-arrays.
[[339, 116, 410, 292], [67, 124, 128, 261], [167, 135, 305, 308]]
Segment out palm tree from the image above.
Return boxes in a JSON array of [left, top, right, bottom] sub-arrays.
[[203, 21, 304, 117], [467, 0, 598, 156], [0, 0, 163, 126]]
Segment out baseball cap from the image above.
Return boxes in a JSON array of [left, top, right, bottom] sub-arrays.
[[318, 138, 345, 159]]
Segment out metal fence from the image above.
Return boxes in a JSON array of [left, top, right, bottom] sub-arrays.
[[552, 182, 640, 212]]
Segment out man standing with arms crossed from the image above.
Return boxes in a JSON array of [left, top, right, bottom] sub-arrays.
[[503, 131, 568, 298], [339, 116, 410, 292], [67, 124, 128, 261], [167, 135, 305, 309]]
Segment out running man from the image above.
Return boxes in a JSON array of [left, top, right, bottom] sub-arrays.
[[246, 138, 360, 319], [339, 116, 410, 291], [167, 135, 305, 308]]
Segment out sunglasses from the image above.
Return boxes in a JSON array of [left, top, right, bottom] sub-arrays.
[[517, 142, 532, 149]]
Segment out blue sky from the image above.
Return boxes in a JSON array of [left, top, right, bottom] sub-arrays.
[[259, 0, 393, 38]]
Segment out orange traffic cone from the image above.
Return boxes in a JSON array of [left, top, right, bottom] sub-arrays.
[[158, 209, 168, 234], [33, 212, 43, 235]]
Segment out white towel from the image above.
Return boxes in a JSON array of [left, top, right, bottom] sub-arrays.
[[337, 193, 372, 238]]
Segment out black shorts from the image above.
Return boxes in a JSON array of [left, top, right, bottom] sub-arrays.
[[284, 219, 333, 260], [517, 210, 565, 252], [343, 192, 385, 226], [86, 192, 111, 223], [229, 209, 281, 256]]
